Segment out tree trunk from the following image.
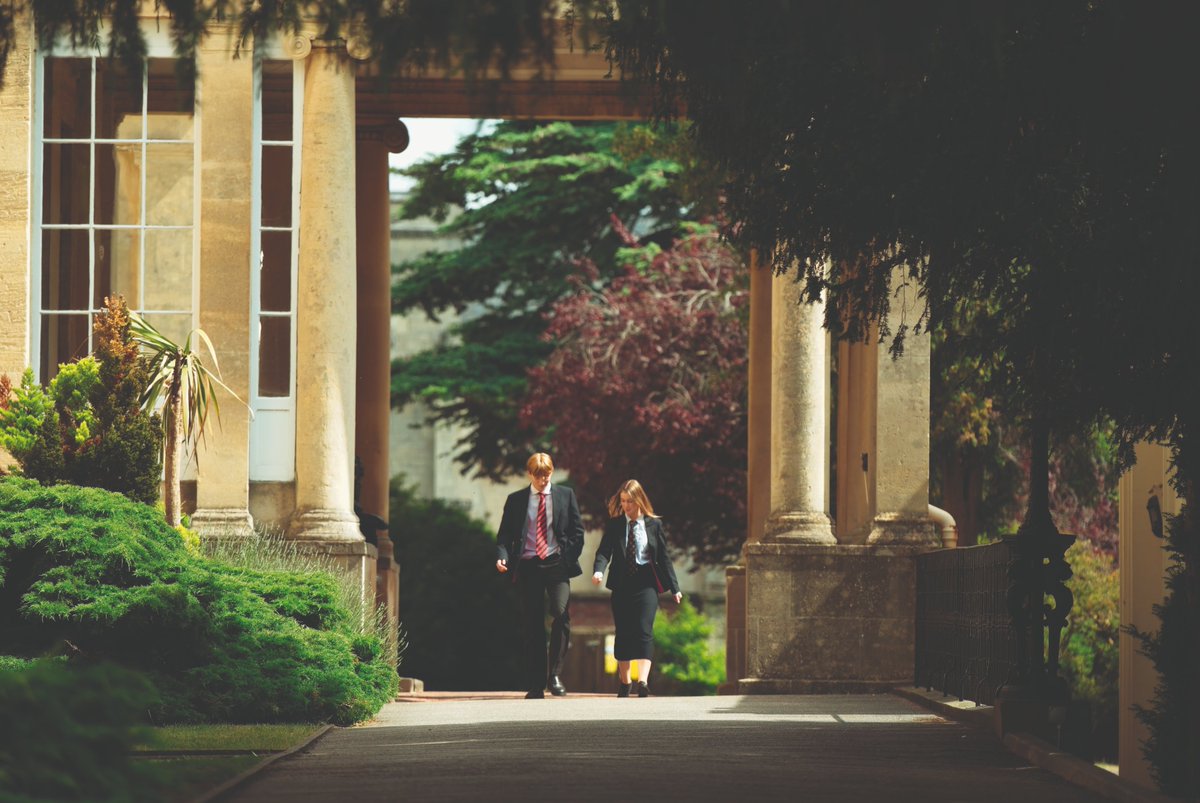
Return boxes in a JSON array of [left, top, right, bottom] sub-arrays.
[[163, 375, 183, 527]]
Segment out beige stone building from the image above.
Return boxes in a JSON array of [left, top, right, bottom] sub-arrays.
[[0, 8, 1174, 789]]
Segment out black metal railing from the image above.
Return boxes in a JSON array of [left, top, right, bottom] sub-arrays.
[[914, 541, 1020, 705]]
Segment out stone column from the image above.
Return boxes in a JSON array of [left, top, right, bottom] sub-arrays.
[[742, 267, 919, 694], [289, 40, 363, 545], [0, 11, 33, 378], [191, 30, 254, 537], [355, 121, 407, 629], [765, 275, 835, 543], [1118, 442, 1175, 791], [868, 271, 938, 545], [722, 252, 772, 693], [834, 336, 878, 544]]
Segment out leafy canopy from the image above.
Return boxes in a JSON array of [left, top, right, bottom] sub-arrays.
[[392, 121, 698, 477]]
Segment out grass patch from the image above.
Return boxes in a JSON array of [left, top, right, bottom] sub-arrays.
[[133, 723, 324, 802], [136, 755, 261, 802], [138, 723, 322, 752]]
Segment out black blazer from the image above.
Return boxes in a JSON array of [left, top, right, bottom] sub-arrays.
[[593, 516, 680, 595], [496, 484, 585, 578]]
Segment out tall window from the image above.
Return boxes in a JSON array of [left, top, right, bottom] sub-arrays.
[[36, 56, 196, 381], [249, 58, 300, 481]]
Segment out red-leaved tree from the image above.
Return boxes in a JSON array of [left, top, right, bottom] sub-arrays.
[[521, 221, 748, 565]]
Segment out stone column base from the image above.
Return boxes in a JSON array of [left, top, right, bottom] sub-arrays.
[[867, 513, 940, 546], [743, 542, 923, 689], [288, 507, 363, 542], [290, 538, 379, 612], [190, 508, 255, 538], [765, 510, 837, 544]]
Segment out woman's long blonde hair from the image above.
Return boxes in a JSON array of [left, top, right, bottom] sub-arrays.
[[607, 479, 658, 519]]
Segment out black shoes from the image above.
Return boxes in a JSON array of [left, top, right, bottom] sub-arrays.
[[525, 689, 545, 699], [616, 681, 647, 697], [548, 676, 567, 696]]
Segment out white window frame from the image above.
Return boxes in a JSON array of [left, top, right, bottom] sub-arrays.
[[31, 29, 200, 383], [248, 50, 303, 482]]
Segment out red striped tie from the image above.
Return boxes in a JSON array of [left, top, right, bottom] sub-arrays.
[[535, 492, 549, 559]]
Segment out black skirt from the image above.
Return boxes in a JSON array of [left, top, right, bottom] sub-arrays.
[[611, 562, 660, 661]]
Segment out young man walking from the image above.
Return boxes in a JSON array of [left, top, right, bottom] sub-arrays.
[[495, 453, 585, 698]]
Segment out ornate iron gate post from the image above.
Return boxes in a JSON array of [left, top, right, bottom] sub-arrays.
[[996, 415, 1075, 736]]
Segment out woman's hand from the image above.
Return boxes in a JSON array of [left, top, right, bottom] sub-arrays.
[[673, 591, 683, 604], [591, 571, 603, 585], [496, 560, 508, 573]]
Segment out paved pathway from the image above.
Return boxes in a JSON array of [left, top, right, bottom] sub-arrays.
[[220, 694, 1104, 802]]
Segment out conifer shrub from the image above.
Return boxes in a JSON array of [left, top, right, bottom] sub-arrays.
[[0, 659, 166, 802], [0, 477, 397, 725]]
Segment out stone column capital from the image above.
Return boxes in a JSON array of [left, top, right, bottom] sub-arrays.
[[285, 35, 373, 62], [357, 119, 410, 154]]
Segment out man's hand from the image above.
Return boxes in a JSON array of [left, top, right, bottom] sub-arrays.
[[591, 572, 603, 586], [496, 560, 508, 573]]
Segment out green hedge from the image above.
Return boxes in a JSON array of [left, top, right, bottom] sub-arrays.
[[0, 477, 396, 725], [0, 660, 166, 802]]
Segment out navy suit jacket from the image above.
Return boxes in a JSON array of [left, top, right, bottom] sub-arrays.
[[496, 484, 585, 578], [593, 516, 680, 595]]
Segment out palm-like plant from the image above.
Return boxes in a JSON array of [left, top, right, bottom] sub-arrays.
[[129, 315, 244, 527]]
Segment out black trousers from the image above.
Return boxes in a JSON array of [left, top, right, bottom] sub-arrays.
[[517, 556, 570, 691], [612, 563, 659, 661]]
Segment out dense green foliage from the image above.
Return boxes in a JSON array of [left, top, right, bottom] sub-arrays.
[[0, 478, 397, 725], [0, 298, 163, 505], [651, 599, 725, 695], [0, 660, 166, 802], [1133, 494, 1200, 797], [389, 479, 522, 690], [1059, 542, 1119, 760], [392, 121, 697, 478], [930, 296, 1121, 551]]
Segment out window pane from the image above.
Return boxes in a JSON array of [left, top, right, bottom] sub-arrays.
[[95, 60, 142, 140], [42, 143, 90, 225], [43, 58, 91, 139], [40, 314, 91, 381], [94, 228, 140, 309], [93, 142, 142, 226], [41, 229, 90, 310], [144, 229, 193, 311], [146, 59, 194, 139], [261, 60, 293, 142], [142, 313, 193, 350], [261, 146, 292, 227], [260, 230, 292, 312], [145, 143, 193, 225], [258, 316, 291, 397]]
